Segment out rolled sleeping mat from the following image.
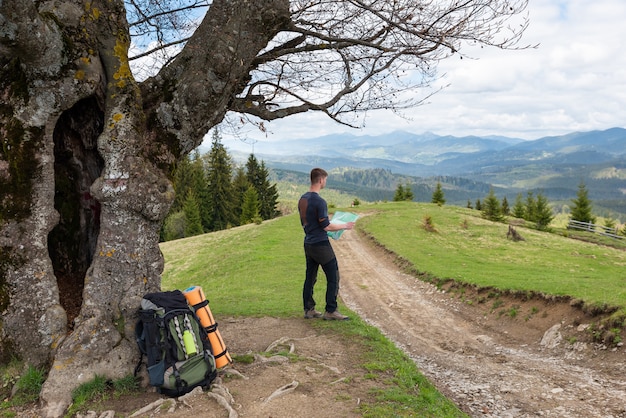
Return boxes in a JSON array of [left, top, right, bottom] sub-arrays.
[[183, 286, 232, 368]]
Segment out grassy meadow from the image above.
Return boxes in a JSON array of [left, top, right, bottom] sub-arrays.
[[357, 203, 626, 316], [162, 201, 626, 319], [161, 208, 468, 417], [160, 201, 625, 416]]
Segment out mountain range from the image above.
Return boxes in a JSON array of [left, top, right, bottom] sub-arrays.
[[227, 127, 626, 219]]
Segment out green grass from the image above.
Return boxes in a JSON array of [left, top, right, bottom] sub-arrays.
[[356, 202, 626, 319], [161, 207, 467, 416], [160, 201, 626, 415], [162, 220, 303, 317], [63, 375, 139, 418], [0, 362, 45, 414], [334, 317, 466, 417]]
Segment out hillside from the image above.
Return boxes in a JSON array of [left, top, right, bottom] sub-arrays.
[[35, 205, 625, 417], [236, 128, 626, 220]]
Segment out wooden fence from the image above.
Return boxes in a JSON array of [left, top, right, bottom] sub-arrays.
[[567, 219, 623, 239]]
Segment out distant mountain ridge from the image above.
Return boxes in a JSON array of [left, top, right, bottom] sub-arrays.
[[227, 128, 626, 219], [231, 127, 626, 177]]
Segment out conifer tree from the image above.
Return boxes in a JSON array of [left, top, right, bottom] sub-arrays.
[[604, 218, 616, 229], [232, 166, 251, 224], [482, 188, 503, 222], [163, 151, 208, 239], [240, 185, 261, 224], [512, 193, 525, 219], [525, 191, 537, 222], [183, 190, 204, 237], [431, 182, 446, 205], [162, 212, 186, 242], [404, 183, 414, 201], [466, 199, 473, 209], [170, 153, 201, 213], [570, 181, 596, 224], [475, 199, 482, 211], [192, 153, 212, 232], [393, 183, 405, 201], [258, 161, 279, 219], [501, 196, 510, 216], [245, 155, 279, 220], [245, 154, 261, 193], [205, 129, 237, 231], [534, 192, 553, 230]]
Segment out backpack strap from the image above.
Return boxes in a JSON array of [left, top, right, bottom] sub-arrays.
[[191, 299, 209, 310], [137, 309, 163, 367]]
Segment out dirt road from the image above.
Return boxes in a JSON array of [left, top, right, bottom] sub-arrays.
[[333, 229, 626, 417]]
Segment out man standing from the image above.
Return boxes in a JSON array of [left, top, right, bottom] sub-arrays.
[[298, 168, 355, 320]]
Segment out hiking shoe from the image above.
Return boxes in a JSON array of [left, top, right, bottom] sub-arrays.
[[323, 310, 349, 321], [304, 309, 322, 319]]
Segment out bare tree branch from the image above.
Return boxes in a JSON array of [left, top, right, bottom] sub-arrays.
[[129, 0, 532, 134], [226, 0, 532, 126]]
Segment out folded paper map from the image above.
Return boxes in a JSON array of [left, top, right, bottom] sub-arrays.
[[327, 211, 359, 240]]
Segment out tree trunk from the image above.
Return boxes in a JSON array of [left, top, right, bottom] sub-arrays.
[[0, 0, 289, 415]]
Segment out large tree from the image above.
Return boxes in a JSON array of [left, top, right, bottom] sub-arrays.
[[0, 0, 530, 415]]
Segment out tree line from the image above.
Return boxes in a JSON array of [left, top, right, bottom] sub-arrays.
[[430, 180, 623, 235], [162, 130, 279, 241]]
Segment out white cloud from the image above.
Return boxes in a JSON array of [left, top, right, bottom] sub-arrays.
[[216, 0, 626, 152]]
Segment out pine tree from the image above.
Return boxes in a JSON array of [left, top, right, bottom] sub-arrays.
[[512, 193, 525, 219], [501, 196, 510, 216], [258, 161, 279, 219], [162, 211, 186, 242], [183, 190, 204, 237], [191, 152, 211, 232], [245, 155, 279, 220], [404, 183, 414, 201], [205, 129, 237, 231], [534, 192, 553, 230], [466, 199, 473, 209], [604, 218, 616, 229], [170, 153, 198, 213], [475, 199, 482, 211], [482, 188, 503, 222], [162, 151, 208, 238], [570, 181, 596, 224], [525, 191, 537, 222], [393, 183, 405, 201], [240, 185, 261, 225], [232, 166, 250, 224], [431, 182, 446, 205]]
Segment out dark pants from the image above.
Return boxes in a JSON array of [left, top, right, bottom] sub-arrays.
[[303, 241, 340, 313]]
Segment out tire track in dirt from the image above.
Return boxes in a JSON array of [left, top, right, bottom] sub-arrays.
[[332, 230, 626, 418]]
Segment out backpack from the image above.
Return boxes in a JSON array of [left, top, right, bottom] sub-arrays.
[[135, 290, 217, 396]]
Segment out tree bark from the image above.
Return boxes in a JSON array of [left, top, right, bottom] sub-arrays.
[[1, 0, 289, 415]]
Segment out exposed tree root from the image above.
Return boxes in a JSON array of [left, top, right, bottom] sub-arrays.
[[263, 380, 299, 404]]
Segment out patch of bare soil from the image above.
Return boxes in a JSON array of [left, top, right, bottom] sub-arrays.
[[67, 317, 381, 418], [14, 228, 626, 417]]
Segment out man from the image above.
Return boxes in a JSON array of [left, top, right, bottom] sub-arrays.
[[298, 168, 355, 320]]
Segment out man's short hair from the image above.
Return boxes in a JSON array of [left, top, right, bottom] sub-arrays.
[[310, 168, 328, 184]]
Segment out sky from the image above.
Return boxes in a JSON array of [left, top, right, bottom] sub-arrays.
[[200, 1, 626, 153]]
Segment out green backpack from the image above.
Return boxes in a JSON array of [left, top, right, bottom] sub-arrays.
[[135, 290, 217, 396]]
